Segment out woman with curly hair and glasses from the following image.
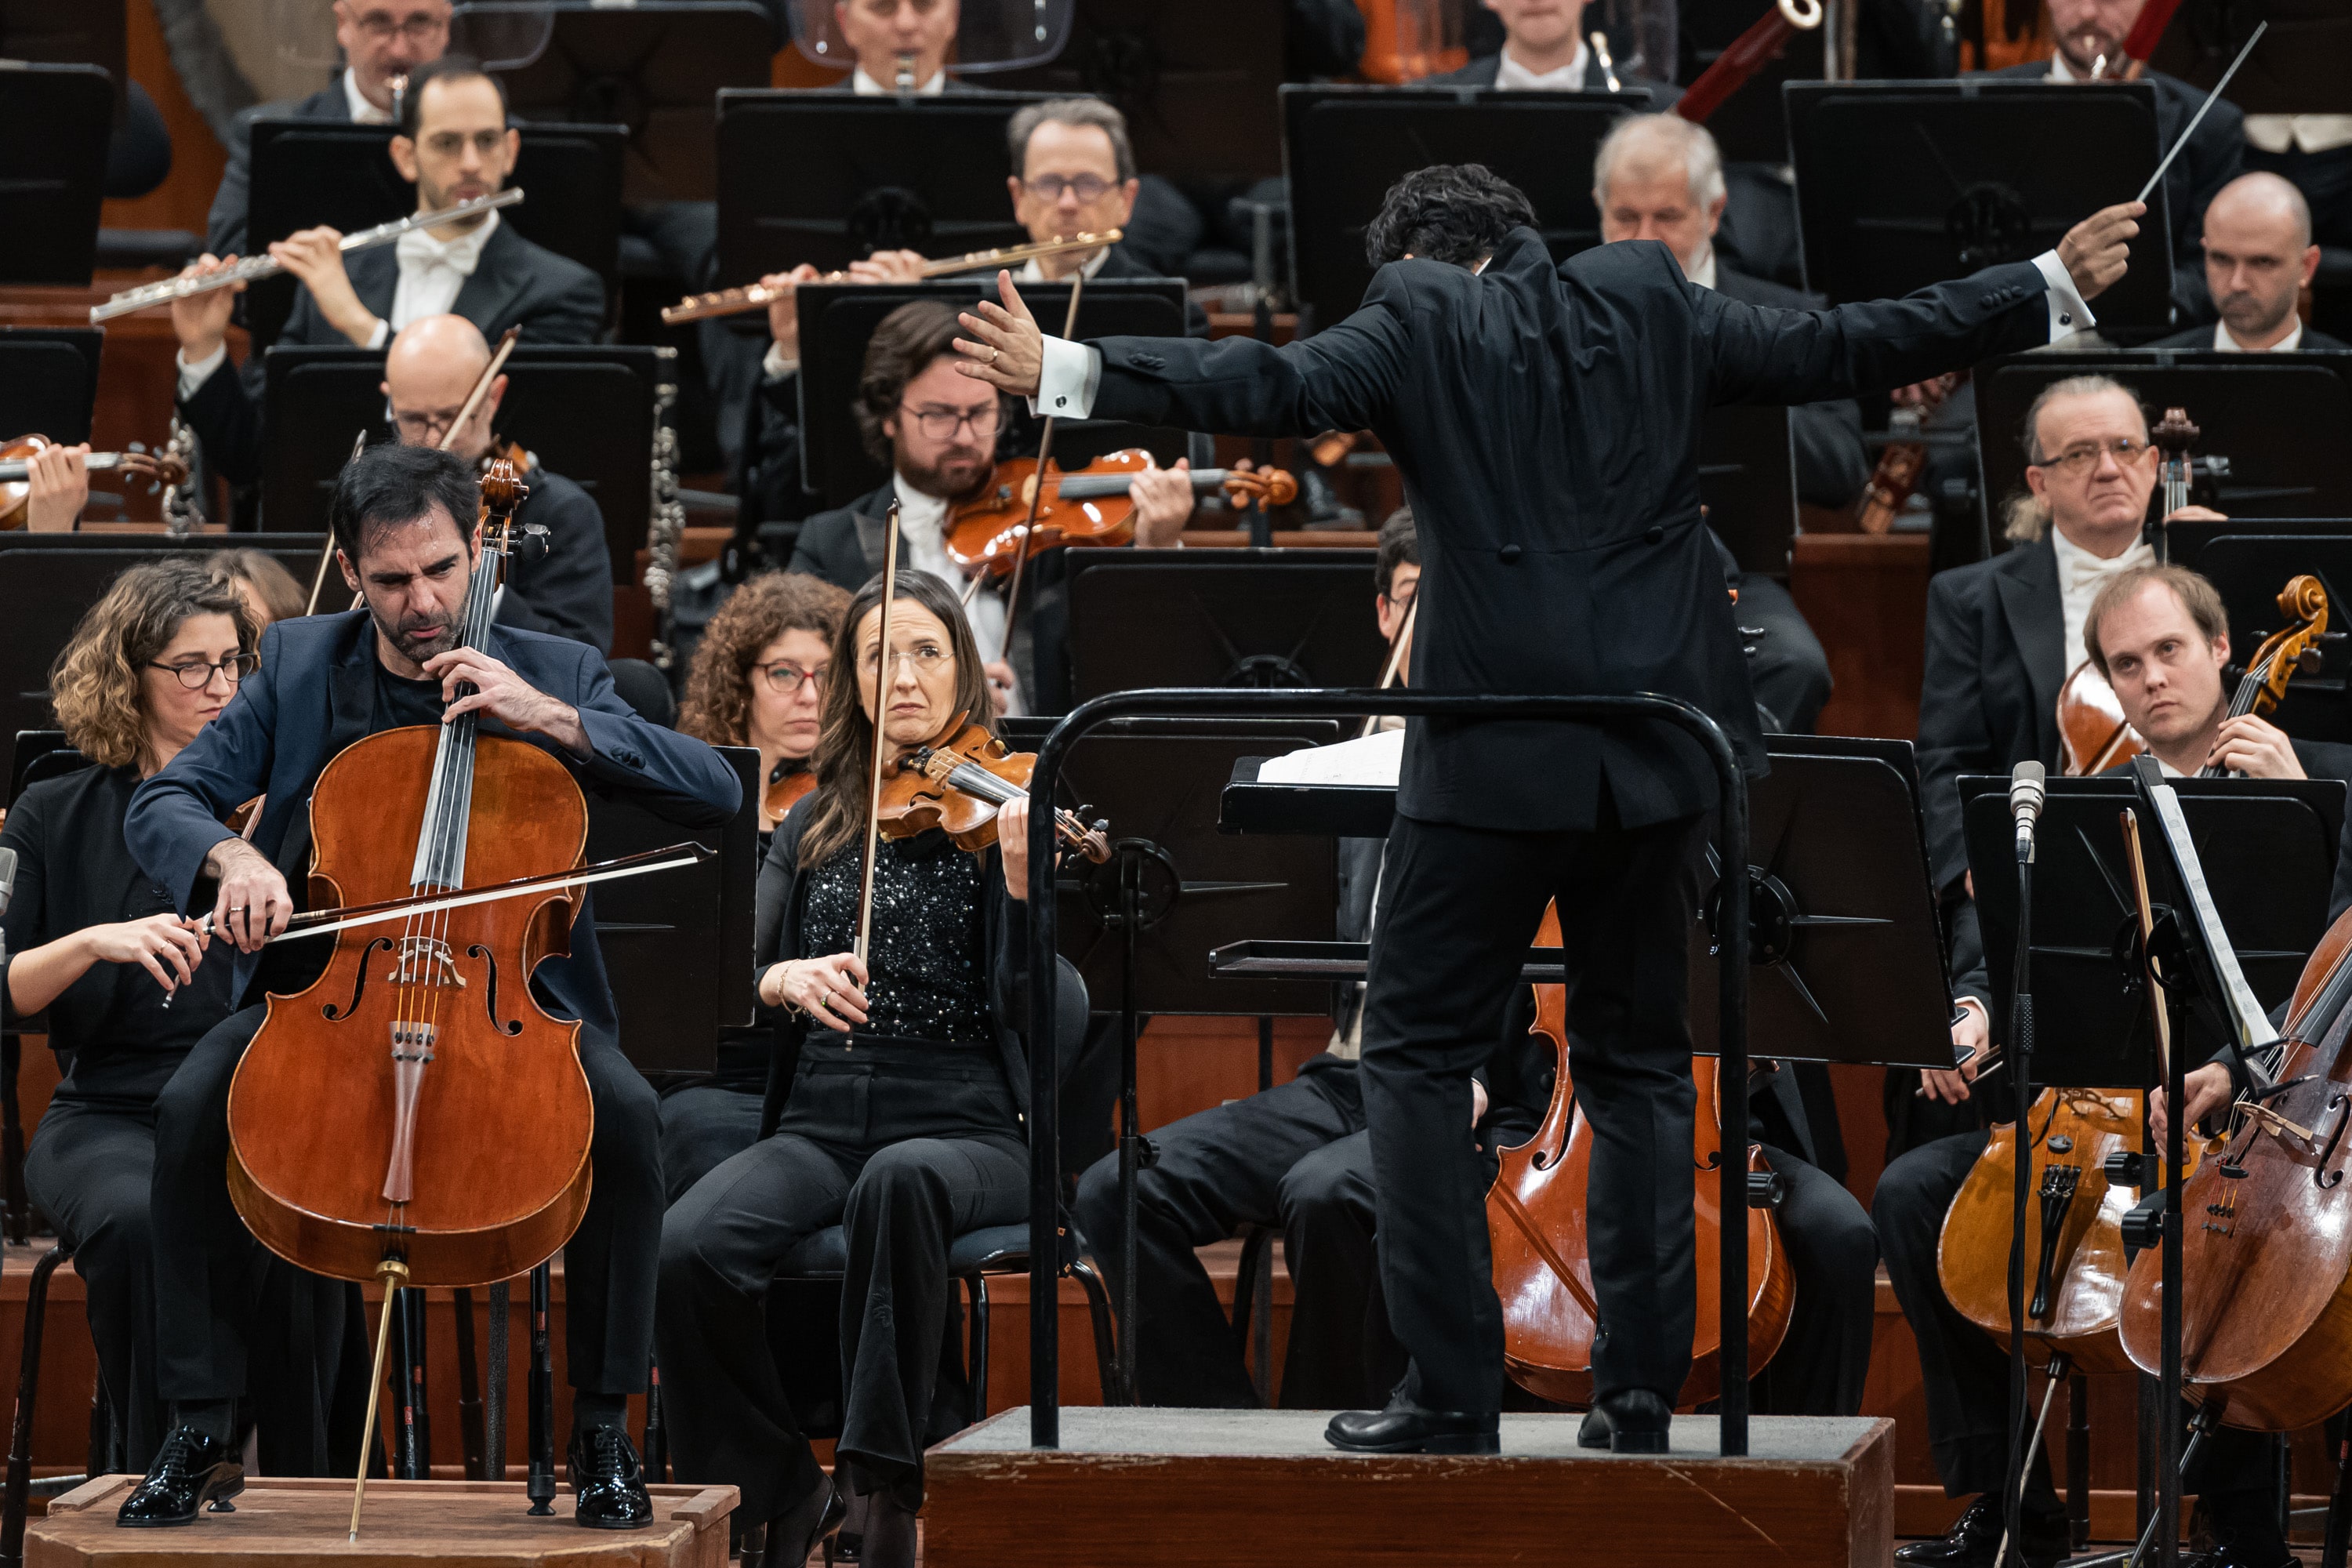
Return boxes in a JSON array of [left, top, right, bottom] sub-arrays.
[[678, 572, 853, 840], [2, 558, 255, 1473]]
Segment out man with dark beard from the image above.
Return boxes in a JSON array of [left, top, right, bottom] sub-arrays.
[[120, 442, 740, 1530]]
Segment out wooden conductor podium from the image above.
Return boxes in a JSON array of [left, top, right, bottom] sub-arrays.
[[24, 1476, 736, 1567]]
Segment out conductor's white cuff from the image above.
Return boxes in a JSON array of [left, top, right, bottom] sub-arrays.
[[1030, 337, 1100, 419], [2033, 250, 2096, 342]]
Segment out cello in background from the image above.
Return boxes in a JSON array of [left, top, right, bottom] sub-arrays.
[[1486, 903, 1794, 1407]]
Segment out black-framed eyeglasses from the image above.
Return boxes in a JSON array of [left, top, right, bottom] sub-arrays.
[[387, 398, 466, 441], [760, 661, 829, 694], [898, 402, 1000, 442], [1024, 174, 1115, 204], [348, 9, 448, 44], [150, 653, 259, 689], [2031, 436, 2149, 475]]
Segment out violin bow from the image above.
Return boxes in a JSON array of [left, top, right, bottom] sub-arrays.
[[1356, 597, 1417, 739], [993, 270, 1091, 671], [440, 326, 520, 455], [2118, 808, 2176, 1088], [855, 501, 904, 967], [305, 431, 371, 615]]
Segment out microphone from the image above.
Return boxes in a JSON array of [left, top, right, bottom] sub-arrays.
[[2010, 761, 2046, 863]]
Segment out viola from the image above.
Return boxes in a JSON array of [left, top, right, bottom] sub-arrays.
[[877, 718, 1110, 864], [1, 434, 190, 528], [1486, 902, 1794, 1407], [945, 452, 1299, 579], [763, 766, 817, 827]]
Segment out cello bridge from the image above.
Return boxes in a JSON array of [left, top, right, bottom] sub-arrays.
[[386, 937, 465, 989]]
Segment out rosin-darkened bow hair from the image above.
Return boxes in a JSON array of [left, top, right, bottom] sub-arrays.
[[1363, 163, 1539, 269]]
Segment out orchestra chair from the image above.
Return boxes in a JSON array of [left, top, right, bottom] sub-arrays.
[[0, 1237, 111, 1568]]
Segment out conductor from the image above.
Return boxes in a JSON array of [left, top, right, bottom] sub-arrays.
[[956, 163, 2144, 1455]]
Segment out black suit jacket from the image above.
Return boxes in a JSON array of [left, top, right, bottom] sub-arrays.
[[784, 479, 896, 591], [2144, 325, 2352, 353], [1980, 62, 2244, 320], [1712, 266, 1872, 509], [206, 78, 349, 261], [1081, 228, 2055, 832], [1425, 52, 1679, 114], [178, 220, 606, 487], [499, 463, 615, 654]]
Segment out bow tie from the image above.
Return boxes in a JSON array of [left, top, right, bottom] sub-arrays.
[[2064, 541, 2149, 597], [395, 217, 493, 278]]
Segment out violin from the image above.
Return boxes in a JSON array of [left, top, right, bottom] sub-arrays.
[[946, 452, 1299, 579], [1854, 373, 1960, 535], [877, 718, 1110, 864], [763, 766, 817, 827], [1, 434, 191, 529], [1487, 902, 1794, 1407]]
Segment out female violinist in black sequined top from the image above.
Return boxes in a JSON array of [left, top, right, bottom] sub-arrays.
[[655, 568, 1046, 1568]]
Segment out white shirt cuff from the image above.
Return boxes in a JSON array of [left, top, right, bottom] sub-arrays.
[[1029, 337, 1100, 419], [2032, 250, 2095, 342], [364, 318, 390, 350], [761, 344, 799, 382], [176, 344, 229, 401]]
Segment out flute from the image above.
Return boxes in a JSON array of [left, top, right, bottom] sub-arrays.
[[660, 229, 1123, 325], [89, 189, 525, 324]]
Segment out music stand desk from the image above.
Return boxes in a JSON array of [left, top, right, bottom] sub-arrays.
[[1065, 549, 1387, 702]]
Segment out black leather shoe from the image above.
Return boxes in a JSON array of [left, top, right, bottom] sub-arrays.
[[115, 1425, 244, 1527], [1573, 1389, 1672, 1454], [1325, 1401, 1500, 1454], [568, 1425, 654, 1530], [1893, 1495, 2068, 1567]]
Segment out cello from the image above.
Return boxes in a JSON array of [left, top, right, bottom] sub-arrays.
[[1487, 903, 1794, 1407]]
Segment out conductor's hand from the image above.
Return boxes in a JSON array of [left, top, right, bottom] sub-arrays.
[[268, 226, 381, 348], [763, 953, 870, 1033], [2058, 201, 2144, 301], [169, 253, 245, 365], [955, 272, 1045, 399], [205, 836, 292, 953], [422, 647, 589, 755], [1920, 999, 1990, 1105], [762, 264, 821, 363], [2151, 1062, 2233, 1149]]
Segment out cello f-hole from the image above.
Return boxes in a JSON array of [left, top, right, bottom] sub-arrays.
[[467, 945, 522, 1036], [325, 938, 396, 1022], [2314, 1094, 2348, 1189]]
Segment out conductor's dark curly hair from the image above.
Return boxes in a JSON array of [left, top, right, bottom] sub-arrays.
[[1363, 163, 1539, 269]]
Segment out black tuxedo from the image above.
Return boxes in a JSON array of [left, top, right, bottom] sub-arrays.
[[1076, 225, 2058, 1413], [1710, 267, 1871, 510], [1425, 52, 1679, 114], [206, 77, 351, 261], [177, 219, 604, 491], [2144, 325, 2352, 353], [1979, 61, 2244, 320], [500, 463, 617, 653], [784, 479, 897, 590]]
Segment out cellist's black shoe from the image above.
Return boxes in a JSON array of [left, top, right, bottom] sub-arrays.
[[1324, 1399, 1499, 1454], [568, 1424, 654, 1530], [1573, 1389, 1672, 1454], [1893, 1495, 2069, 1567], [114, 1426, 244, 1526]]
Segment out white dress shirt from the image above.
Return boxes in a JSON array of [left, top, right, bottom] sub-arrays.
[[342, 68, 394, 125], [2213, 318, 2305, 352], [2245, 114, 2352, 155], [1492, 42, 1591, 91], [891, 474, 1014, 698], [2050, 524, 2154, 679], [851, 66, 946, 96], [1015, 246, 1111, 285]]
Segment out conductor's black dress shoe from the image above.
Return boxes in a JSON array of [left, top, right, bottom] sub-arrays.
[[1573, 1389, 1673, 1454], [1325, 1399, 1500, 1454], [114, 1425, 244, 1526], [568, 1423, 654, 1529]]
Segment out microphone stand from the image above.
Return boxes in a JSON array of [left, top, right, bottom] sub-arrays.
[[2001, 775, 2040, 1566]]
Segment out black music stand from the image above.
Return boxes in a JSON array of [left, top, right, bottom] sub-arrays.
[[0, 535, 328, 784], [714, 92, 1049, 285], [457, 1, 776, 205], [256, 344, 662, 578], [2161, 524, 2352, 748], [992, 0, 1289, 187], [1785, 82, 2175, 334], [1064, 550, 1387, 702], [244, 120, 628, 345], [1700, 405, 1798, 577], [1974, 354, 2352, 524], [587, 743, 760, 1078], [0, 62, 111, 285], [1280, 86, 1650, 331], [1960, 775, 2341, 1085], [0, 330, 101, 445], [793, 279, 1189, 507]]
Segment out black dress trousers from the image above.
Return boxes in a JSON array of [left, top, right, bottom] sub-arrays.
[[1360, 808, 1704, 1414], [655, 1036, 1027, 1522], [1748, 1145, 1878, 1417], [150, 1004, 666, 1404], [1071, 1055, 1367, 1409], [658, 1082, 766, 1204]]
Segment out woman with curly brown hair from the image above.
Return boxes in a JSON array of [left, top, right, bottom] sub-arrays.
[[678, 571, 853, 837], [2, 558, 254, 1474]]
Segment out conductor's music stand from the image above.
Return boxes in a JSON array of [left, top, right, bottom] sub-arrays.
[[0, 331, 101, 445], [1784, 81, 2176, 334], [456, 0, 777, 204], [2162, 524, 2352, 748], [1064, 549, 1388, 702], [713, 92, 1049, 285], [256, 344, 665, 579], [0, 63, 111, 285], [792, 279, 1189, 508], [1974, 354, 2352, 524], [1699, 404, 1798, 578], [1280, 85, 1651, 331]]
